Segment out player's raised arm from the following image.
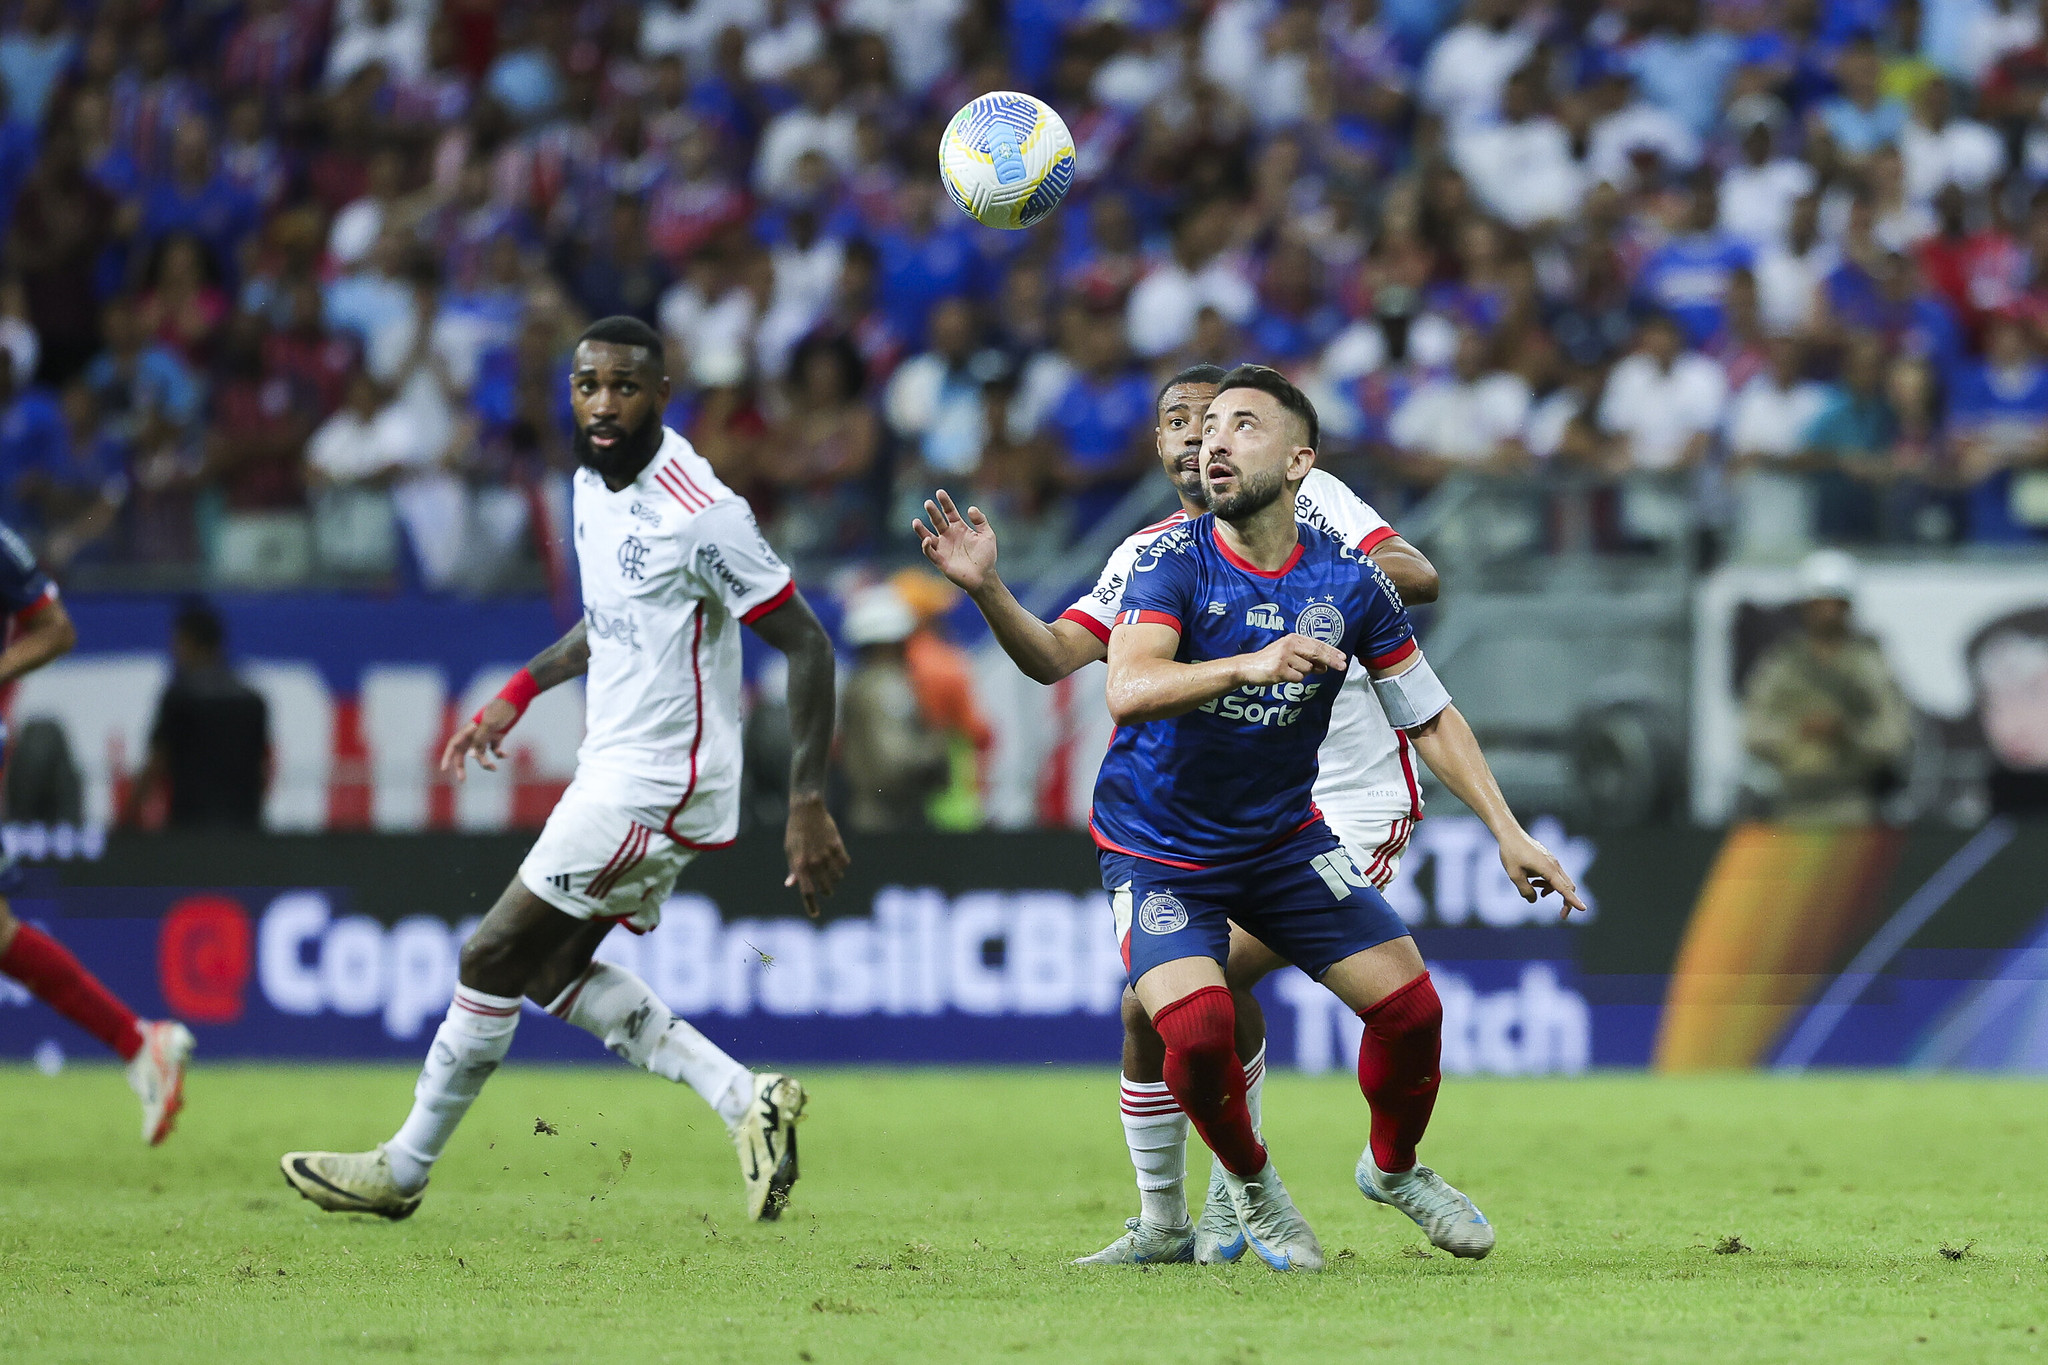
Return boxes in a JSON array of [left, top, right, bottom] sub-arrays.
[[914, 488, 1105, 683], [441, 620, 591, 781], [745, 588, 851, 918]]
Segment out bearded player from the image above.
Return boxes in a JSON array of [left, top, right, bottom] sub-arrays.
[[0, 521, 192, 1144], [914, 364, 1440, 1263], [282, 317, 849, 1222], [1089, 365, 1584, 1269]]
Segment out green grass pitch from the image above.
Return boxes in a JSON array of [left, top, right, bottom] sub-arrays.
[[2, 1065, 2045, 1364]]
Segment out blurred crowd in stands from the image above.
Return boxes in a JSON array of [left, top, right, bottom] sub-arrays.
[[2, 0, 2048, 596]]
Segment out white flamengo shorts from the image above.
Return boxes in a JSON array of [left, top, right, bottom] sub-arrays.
[[1319, 801, 1416, 891], [519, 778, 698, 934]]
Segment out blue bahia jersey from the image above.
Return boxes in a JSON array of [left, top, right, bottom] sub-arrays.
[[0, 519, 52, 620], [1090, 513, 1419, 868]]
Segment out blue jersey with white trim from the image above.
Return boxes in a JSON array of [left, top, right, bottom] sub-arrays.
[[1090, 511, 1418, 868]]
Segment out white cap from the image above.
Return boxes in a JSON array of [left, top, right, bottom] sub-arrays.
[[843, 585, 915, 647], [1798, 549, 1858, 603]]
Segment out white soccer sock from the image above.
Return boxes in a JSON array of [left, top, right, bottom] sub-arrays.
[[1120, 1075, 1190, 1229], [549, 961, 752, 1129], [1244, 1044, 1266, 1135], [386, 985, 521, 1193]]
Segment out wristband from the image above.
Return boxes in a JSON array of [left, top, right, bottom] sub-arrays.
[[478, 667, 541, 725]]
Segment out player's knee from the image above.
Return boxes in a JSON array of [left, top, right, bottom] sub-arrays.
[[1152, 985, 1236, 1059], [1363, 971, 1441, 1038], [0, 899, 14, 954]]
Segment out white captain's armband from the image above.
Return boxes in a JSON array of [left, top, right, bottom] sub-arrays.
[[1370, 652, 1451, 729]]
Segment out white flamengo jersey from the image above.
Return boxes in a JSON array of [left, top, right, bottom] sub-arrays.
[[1059, 467, 1423, 849], [572, 427, 795, 847]]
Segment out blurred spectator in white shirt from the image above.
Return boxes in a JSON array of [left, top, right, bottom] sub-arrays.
[[745, 0, 825, 83], [1728, 337, 1830, 463], [1421, 0, 1537, 131], [1598, 313, 1728, 471], [841, 0, 964, 95], [1900, 77, 2006, 203], [1200, 0, 1276, 108], [1387, 327, 1533, 481], [1587, 68, 1703, 190], [325, 0, 428, 88], [754, 60, 857, 199], [1755, 194, 1838, 335], [326, 147, 409, 270], [643, 0, 768, 74], [1719, 105, 1814, 250], [1453, 65, 1581, 229], [885, 296, 989, 481], [1125, 200, 1257, 360]]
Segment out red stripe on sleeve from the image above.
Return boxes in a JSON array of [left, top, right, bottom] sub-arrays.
[[1357, 525, 1399, 555], [1368, 636, 1419, 670], [1057, 607, 1112, 643], [1116, 609, 1180, 632], [739, 578, 796, 624], [12, 586, 56, 627]]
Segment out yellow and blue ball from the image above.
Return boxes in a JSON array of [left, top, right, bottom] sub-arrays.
[[938, 91, 1077, 231]]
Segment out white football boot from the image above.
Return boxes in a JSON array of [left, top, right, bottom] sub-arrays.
[[280, 1145, 424, 1220], [126, 1020, 194, 1146], [1073, 1217, 1195, 1265], [1192, 1157, 1246, 1264], [1356, 1149, 1495, 1259], [733, 1073, 806, 1221], [1220, 1160, 1323, 1271]]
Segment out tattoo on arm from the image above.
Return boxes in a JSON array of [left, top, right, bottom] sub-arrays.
[[525, 621, 590, 691]]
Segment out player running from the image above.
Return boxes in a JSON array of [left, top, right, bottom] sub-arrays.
[[0, 521, 193, 1144], [914, 364, 1440, 1265], [282, 317, 849, 1222], [1093, 365, 1584, 1270]]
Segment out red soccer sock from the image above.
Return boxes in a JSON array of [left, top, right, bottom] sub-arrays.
[[1154, 985, 1267, 1178], [0, 923, 145, 1061], [1358, 971, 1443, 1174]]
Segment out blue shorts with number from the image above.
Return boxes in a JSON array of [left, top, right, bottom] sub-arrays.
[[1100, 820, 1412, 987]]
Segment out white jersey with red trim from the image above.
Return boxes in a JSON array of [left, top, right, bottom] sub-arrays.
[[571, 427, 794, 846], [1059, 468, 1422, 852]]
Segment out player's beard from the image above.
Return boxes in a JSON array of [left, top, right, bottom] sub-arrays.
[[575, 408, 665, 484], [1207, 461, 1286, 523]]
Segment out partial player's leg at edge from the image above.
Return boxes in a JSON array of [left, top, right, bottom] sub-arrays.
[[0, 898, 193, 1146]]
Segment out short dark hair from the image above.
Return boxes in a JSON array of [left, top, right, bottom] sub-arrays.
[[578, 315, 665, 369], [1156, 362, 1226, 411], [173, 598, 224, 654], [1213, 363, 1318, 452]]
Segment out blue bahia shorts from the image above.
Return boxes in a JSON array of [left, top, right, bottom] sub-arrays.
[[1099, 819, 1412, 987]]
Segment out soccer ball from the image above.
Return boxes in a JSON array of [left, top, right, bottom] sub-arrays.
[[938, 91, 1077, 231]]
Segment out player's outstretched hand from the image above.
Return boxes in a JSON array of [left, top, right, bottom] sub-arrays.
[[1498, 828, 1589, 920], [440, 698, 517, 783], [912, 489, 996, 593], [784, 794, 850, 919], [1239, 632, 1348, 686]]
